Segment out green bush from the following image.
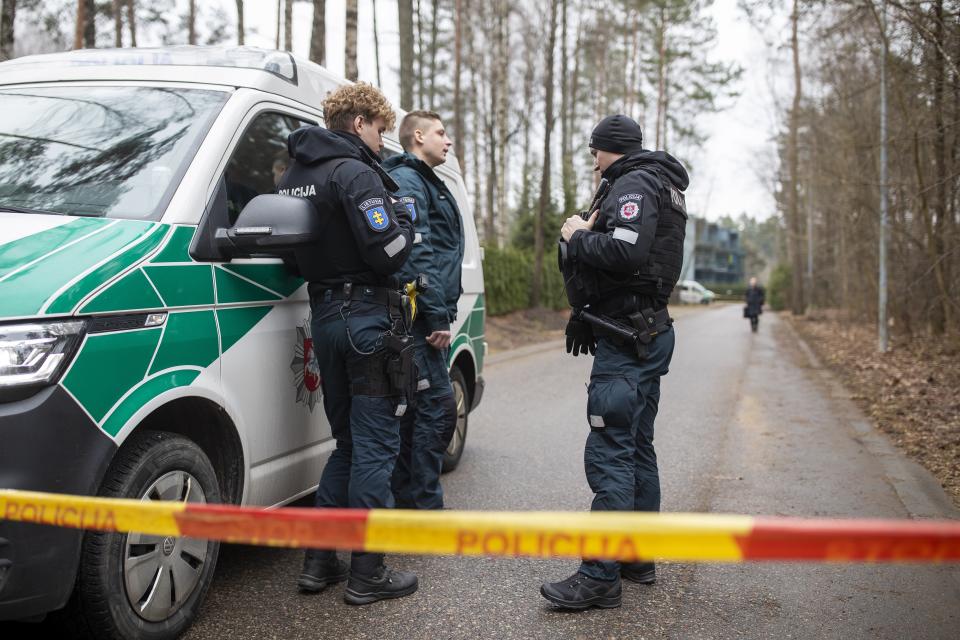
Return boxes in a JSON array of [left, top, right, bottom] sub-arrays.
[[483, 246, 569, 315], [767, 263, 791, 311]]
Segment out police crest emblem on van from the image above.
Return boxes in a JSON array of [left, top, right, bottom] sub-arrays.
[[291, 319, 322, 411]]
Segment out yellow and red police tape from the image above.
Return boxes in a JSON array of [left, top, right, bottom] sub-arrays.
[[2, 489, 959, 563]]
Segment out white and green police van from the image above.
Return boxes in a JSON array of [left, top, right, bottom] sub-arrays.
[[0, 46, 485, 638]]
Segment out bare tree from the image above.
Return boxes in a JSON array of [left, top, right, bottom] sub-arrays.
[[532, 0, 559, 307], [188, 0, 197, 45], [345, 0, 358, 81], [560, 0, 574, 215], [74, 0, 95, 49], [236, 0, 244, 45], [786, 0, 805, 314], [427, 0, 440, 108], [453, 0, 465, 170], [126, 0, 137, 46], [310, 0, 325, 64], [113, 0, 123, 46], [1, 0, 16, 60], [284, 0, 292, 52], [398, 0, 415, 109], [372, 0, 382, 86]]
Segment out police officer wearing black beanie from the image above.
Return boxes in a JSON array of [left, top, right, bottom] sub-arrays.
[[542, 115, 690, 610]]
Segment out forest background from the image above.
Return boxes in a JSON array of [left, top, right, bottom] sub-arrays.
[[1, 0, 958, 340]]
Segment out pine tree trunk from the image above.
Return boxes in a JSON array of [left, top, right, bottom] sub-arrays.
[[655, 7, 666, 149], [415, 0, 425, 104], [372, 0, 382, 86], [1, 0, 17, 60], [309, 0, 324, 64], [284, 0, 292, 51], [495, 0, 508, 239], [533, 0, 559, 308], [275, 0, 281, 49], [75, 0, 95, 49], [453, 0, 465, 171], [560, 0, 574, 216], [931, 0, 950, 332], [345, 0, 358, 81], [398, 0, 414, 109], [113, 0, 123, 47], [189, 0, 196, 45], [427, 0, 440, 109], [236, 0, 244, 45], [787, 0, 805, 315], [126, 0, 136, 46]]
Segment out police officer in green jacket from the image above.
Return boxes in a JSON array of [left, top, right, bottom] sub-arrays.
[[384, 111, 465, 510]]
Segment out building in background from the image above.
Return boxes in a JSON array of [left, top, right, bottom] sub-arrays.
[[680, 217, 745, 286]]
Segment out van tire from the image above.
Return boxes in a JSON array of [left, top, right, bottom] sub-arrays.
[[442, 366, 470, 473], [65, 430, 221, 640]]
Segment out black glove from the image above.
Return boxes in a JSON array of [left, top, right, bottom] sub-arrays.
[[565, 314, 596, 357]]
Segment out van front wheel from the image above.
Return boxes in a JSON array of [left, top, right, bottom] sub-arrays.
[[68, 431, 221, 640]]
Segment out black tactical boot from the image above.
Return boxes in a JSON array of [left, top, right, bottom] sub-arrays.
[[540, 572, 622, 609], [620, 561, 657, 584], [297, 549, 349, 592], [344, 552, 418, 605]]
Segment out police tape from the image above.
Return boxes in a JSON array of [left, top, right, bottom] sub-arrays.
[[2, 489, 959, 563]]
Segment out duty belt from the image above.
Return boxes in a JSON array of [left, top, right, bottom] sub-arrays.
[[308, 283, 403, 309], [581, 307, 672, 360]]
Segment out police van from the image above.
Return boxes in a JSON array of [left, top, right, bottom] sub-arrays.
[[0, 46, 485, 638]]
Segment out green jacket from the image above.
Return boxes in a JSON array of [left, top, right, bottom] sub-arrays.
[[384, 152, 464, 332]]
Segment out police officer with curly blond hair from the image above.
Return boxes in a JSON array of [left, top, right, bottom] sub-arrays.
[[278, 82, 418, 605]]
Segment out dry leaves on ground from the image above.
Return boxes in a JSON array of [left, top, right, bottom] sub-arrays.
[[485, 308, 570, 353], [792, 311, 960, 507]]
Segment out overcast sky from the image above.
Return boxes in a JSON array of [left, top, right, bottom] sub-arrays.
[[243, 0, 782, 222]]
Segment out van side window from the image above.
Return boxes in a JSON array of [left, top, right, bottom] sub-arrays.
[[224, 112, 313, 224]]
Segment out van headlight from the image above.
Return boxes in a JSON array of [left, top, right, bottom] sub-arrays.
[[0, 320, 86, 399]]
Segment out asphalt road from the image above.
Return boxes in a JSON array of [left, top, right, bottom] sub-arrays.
[[184, 304, 960, 639], [9, 304, 960, 639]]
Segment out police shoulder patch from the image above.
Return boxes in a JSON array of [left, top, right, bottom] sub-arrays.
[[618, 192, 643, 203], [618, 196, 642, 222], [400, 196, 418, 221], [361, 201, 390, 232]]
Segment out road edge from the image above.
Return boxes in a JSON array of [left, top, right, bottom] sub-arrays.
[[781, 317, 960, 521]]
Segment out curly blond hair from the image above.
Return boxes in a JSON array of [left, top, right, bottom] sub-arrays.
[[322, 82, 396, 132]]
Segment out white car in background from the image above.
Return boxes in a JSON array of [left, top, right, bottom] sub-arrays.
[[678, 279, 714, 304]]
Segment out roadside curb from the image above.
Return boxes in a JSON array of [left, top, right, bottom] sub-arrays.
[[483, 305, 716, 367], [485, 339, 565, 366], [781, 317, 960, 521]]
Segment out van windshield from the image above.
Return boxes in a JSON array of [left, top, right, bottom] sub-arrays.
[[0, 85, 228, 220]]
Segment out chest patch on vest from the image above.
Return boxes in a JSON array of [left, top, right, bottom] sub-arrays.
[[363, 205, 390, 232], [618, 197, 642, 222], [400, 196, 418, 221]]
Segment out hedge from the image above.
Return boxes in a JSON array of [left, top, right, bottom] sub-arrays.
[[483, 246, 568, 316]]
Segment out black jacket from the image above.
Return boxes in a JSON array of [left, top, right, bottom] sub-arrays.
[[745, 285, 765, 316], [567, 150, 690, 304], [279, 127, 414, 288]]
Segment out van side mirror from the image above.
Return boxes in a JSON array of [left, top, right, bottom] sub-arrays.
[[216, 194, 320, 258]]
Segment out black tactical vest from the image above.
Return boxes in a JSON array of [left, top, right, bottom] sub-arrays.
[[630, 169, 688, 307]]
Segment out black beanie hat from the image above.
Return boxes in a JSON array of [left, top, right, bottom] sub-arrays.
[[589, 115, 644, 155]]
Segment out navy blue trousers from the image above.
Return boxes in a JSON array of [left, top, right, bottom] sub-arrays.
[[391, 317, 457, 510], [310, 297, 401, 514], [579, 327, 675, 581]]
